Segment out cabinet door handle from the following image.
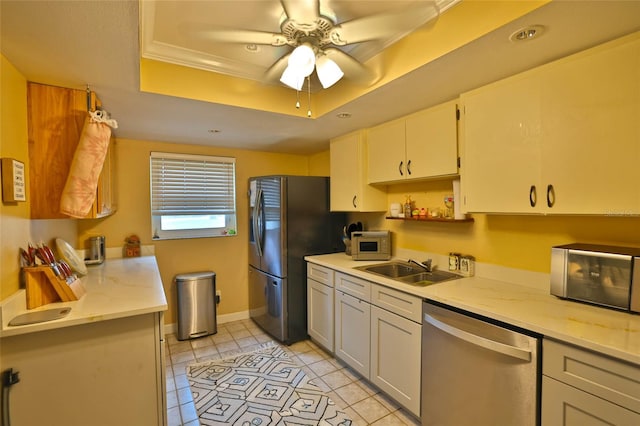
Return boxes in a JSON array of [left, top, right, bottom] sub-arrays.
[[352, 195, 357, 209], [407, 160, 412, 176], [547, 184, 555, 208], [529, 185, 537, 207], [399, 161, 404, 176]]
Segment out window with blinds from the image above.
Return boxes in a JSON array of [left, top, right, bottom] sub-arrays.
[[150, 152, 237, 239]]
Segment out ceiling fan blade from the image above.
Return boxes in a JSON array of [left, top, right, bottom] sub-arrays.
[[280, 0, 320, 28], [189, 27, 289, 47], [264, 52, 292, 83], [324, 48, 377, 85], [329, 2, 440, 46]]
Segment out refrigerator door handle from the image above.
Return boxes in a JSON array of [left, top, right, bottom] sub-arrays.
[[423, 313, 532, 361], [253, 187, 264, 257]]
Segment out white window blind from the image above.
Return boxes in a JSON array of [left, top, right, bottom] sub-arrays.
[[150, 152, 237, 239]]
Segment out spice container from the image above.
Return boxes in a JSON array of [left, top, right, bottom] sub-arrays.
[[404, 195, 413, 219]]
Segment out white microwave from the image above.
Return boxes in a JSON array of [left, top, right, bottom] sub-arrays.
[[351, 231, 391, 261]]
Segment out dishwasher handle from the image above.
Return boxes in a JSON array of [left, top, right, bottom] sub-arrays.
[[424, 313, 532, 362]]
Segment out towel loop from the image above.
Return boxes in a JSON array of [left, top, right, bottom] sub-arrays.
[[86, 85, 92, 112]]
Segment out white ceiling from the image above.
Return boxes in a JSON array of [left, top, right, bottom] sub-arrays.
[[140, 0, 459, 87], [2, 1, 640, 155]]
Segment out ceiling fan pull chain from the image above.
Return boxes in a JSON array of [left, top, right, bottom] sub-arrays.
[[307, 76, 312, 118]]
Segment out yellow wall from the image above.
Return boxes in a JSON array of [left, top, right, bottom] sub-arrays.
[[4, 39, 640, 325], [76, 138, 316, 324], [308, 150, 330, 176], [348, 180, 640, 273], [0, 55, 31, 300]]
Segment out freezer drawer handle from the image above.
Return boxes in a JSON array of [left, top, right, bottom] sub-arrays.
[[424, 313, 532, 361]]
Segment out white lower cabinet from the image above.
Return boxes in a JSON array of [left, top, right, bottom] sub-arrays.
[[332, 270, 422, 417], [371, 305, 422, 416], [335, 289, 371, 378], [542, 339, 640, 426], [307, 264, 335, 352], [542, 377, 639, 426], [0, 312, 166, 426]]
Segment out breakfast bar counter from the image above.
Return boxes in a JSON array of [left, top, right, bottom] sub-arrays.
[[0, 255, 167, 337], [0, 256, 167, 426]]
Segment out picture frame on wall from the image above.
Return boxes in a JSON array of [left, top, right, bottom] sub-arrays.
[[1, 158, 26, 202]]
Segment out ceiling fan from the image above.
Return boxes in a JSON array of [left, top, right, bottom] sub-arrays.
[[190, 0, 452, 91]]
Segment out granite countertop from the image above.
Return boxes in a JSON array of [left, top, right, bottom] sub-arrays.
[[0, 256, 168, 338], [305, 252, 640, 366]]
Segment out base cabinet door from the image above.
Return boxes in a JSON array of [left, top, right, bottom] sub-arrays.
[[307, 278, 334, 352], [0, 313, 166, 426], [542, 339, 640, 426], [334, 290, 370, 378], [542, 376, 640, 426], [370, 305, 421, 417]]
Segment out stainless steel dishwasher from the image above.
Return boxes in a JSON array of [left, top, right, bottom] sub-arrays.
[[421, 301, 540, 426]]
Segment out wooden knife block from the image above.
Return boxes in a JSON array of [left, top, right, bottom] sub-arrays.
[[23, 266, 86, 309]]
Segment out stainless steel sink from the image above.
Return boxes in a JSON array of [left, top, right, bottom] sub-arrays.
[[397, 270, 461, 286], [359, 262, 425, 278], [355, 261, 462, 286]]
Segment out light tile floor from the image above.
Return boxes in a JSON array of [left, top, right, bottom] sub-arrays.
[[165, 319, 421, 426]]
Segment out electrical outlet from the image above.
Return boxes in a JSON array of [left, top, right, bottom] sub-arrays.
[[216, 290, 221, 304]]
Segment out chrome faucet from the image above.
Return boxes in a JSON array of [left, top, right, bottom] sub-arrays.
[[408, 258, 433, 272]]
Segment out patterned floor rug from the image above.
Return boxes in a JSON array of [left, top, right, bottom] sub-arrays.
[[186, 343, 353, 425]]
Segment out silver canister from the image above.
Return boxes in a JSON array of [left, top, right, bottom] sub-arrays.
[[85, 235, 105, 265]]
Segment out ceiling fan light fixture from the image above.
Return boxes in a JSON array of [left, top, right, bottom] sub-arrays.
[[288, 43, 315, 77], [280, 66, 305, 90], [316, 54, 344, 88]]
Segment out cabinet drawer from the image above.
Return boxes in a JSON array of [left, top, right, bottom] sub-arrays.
[[371, 283, 422, 323], [542, 376, 640, 425], [543, 339, 640, 414], [307, 263, 334, 287], [335, 272, 371, 302]]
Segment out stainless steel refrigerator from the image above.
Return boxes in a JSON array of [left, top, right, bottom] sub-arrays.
[[248, 175, 344, 344]]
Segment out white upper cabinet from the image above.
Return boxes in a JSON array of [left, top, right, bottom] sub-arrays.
[[461, 32, 640, 215], [538, 35, 640, 215], [367, 118, 406, 183], [330, 130, 387, 212], [368, 100, 459, 184], [460, 71, 543, 213]]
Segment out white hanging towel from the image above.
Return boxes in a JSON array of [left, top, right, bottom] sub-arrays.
[[59, 110, 118, 218]]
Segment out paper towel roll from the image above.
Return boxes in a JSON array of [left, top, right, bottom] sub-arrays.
[[453, 179, 464, 219]]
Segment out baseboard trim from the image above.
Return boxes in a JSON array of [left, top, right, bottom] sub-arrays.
[[164, 310, 250, 336]]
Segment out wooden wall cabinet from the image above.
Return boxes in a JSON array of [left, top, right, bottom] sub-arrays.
[[27, 82, 117, 219]]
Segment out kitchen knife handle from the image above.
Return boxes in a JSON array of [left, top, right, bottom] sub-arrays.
[[399, 161, 404, 176], [529, 185, 537, 207]]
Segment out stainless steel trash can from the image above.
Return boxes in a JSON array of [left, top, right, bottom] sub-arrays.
[[176, 271, 217, 340]]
